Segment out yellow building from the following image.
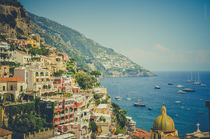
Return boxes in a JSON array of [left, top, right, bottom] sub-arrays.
[[0, 77, 26, 100], [95, 104, 110, 115], [26, 39, 39, 48], [150, 105, 178, 139]]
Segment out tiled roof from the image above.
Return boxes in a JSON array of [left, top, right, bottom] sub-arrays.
[[0, 128, 12, 137], [130, 128, 151, 139], [0, 77, 24, 82]]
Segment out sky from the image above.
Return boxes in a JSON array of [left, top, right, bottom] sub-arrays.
[[19, 0, 210, 71]]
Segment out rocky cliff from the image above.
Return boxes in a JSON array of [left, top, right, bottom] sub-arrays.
[[0, 0, 31, 39]]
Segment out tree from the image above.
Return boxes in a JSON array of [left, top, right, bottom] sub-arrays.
[[54, 70, 64, 77], [89, 121, 98, 133], [74, 72, 97, 89], [90, 71, 101, 77]]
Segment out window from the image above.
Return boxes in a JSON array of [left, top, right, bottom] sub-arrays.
[[36, 72, 39, 76], [40, 72, 44, 76], [20, 86, 23, 91], [10, 85, 13, 90], [3, 86, 5, 91], [36, 79, 39, 82], [46, 72, 48, 76]]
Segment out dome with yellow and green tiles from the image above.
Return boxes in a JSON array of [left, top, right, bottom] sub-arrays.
[[153, 105, 175, 131]]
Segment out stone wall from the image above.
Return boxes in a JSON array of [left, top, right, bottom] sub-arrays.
[[24, 128, 54, 139]]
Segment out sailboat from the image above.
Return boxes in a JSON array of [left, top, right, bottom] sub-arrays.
[[194, 72, 201, 85], [134, 97, 146, 107], [186, 72, 193, 83], [126, 95, 131, 101]]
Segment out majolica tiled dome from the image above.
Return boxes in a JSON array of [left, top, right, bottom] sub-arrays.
[[153, 105, 175, 131]]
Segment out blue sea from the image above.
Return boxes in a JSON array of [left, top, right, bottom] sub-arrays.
[[101, 71, 210, 136]]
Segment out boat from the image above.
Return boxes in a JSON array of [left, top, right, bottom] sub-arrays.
[[187, 72, 193, 83], [134, 97, 146, 107], [168, 83, 173, 85], [175, 101, 181, 103], [115, 96, 121, 101], [134, 103, 146, 107], [148, 107, 152, 110], [200, 83, 207, 87], [186, 108, 191, 111], [126, 95, 131, 101], [177, 90, 186, 94], [194, 72, 201, 85], [183, 88, 195, 92], [154, 85, 160, 89], [176, 85, 184, 88], [115, 87, 121, 100], [126, 97, 131, 101], [175, 114, 179, 118]]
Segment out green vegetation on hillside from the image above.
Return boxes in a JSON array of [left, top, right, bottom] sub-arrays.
[[74, 72, 99, 89]]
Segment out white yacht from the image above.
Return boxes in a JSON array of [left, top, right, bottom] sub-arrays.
[[183, 88, 195, 92], [176, 85, 184, 88], [154, 85, 160, 89]]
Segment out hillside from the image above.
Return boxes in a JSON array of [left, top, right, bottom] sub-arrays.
[[29, 13, 154, 77]]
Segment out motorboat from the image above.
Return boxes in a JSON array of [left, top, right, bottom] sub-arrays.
[[168, 83, 173, 85], [115, 96, 121, 101], [134, 103, 146, 107], [134, 97, 146, 107], [148, 107, 152, 110], [154, 85, 160, 89], [176, 85, 184, 88], [183, 88, 195, 92]]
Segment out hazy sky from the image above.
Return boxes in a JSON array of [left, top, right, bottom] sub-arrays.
[[19, 0, 210, 71]]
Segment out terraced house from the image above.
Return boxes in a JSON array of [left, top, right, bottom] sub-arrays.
[[14, 66, 56, 96], [0, 77, 26, 100]]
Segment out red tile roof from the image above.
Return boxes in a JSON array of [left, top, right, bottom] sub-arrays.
[[0, 77, 24, 82], [130, 128, 151, 139], [0, 128, 12, 137]]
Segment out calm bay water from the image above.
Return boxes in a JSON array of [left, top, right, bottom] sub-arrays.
[[101, 71, 210, 136]]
